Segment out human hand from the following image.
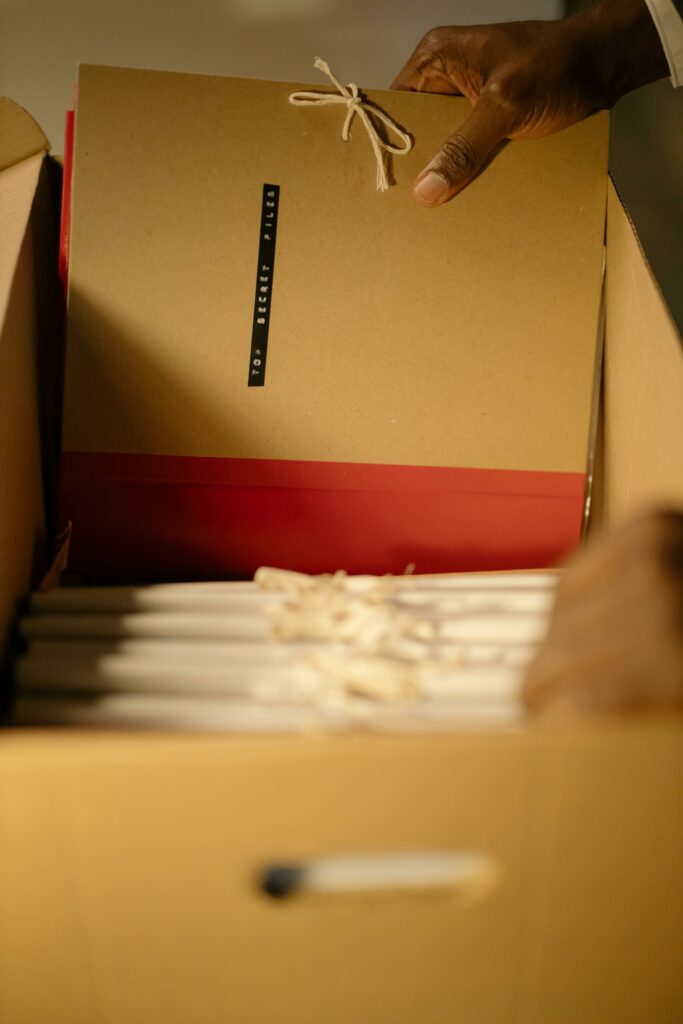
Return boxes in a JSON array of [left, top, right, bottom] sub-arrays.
[[523, 509, 683, 718], [392, 0, 669, 206]]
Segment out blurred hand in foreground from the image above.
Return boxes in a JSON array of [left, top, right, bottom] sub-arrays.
[[523, 509, 683, 718], [392, 0, 669, 206]]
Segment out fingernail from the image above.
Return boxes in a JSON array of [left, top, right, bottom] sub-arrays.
[[414, 171, 448, 204]]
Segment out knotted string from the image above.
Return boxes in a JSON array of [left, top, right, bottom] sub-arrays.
[[289, 57, 413, 192]]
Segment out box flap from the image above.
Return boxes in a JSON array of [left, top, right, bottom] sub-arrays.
[[0, 154, 44, 324], [0, 98, 50, 174], [0, 117, 52, 671], [601, 178, 683, 523]]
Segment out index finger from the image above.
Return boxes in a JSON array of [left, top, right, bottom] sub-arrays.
[[391, 68, 464, 93], [390, 42, 463, 93]]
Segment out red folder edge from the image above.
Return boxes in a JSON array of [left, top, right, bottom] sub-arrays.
[[58, 109, 75, 298]]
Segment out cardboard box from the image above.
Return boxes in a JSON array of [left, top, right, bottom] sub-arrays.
[[60, 65, 610, 579], [1, 89, 683, 1024]]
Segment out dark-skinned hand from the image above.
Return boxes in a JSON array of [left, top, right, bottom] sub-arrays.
[[523, 509, 683, 718], [392, 0, 669, 206]]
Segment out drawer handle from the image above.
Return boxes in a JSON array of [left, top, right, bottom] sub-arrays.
[[260, 851, 500, 903]]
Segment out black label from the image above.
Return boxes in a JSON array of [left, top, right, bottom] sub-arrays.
[[248, 184, 280, 387]]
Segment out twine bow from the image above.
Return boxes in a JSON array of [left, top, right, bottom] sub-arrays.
[[289, 57, 413, 192]]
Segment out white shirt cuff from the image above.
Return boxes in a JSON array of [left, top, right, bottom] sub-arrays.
[[644, 0, 683, 87]]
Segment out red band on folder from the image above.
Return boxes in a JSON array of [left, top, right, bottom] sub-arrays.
[[60, 451, 585, 579]]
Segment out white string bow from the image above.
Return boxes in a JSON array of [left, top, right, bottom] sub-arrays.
[[289, 57, 413, 192]]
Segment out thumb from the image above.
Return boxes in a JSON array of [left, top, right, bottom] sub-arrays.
[[413, 97, 510, 206]]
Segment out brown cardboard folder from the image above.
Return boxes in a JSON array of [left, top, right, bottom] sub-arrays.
[[60, 65, 608, 578]]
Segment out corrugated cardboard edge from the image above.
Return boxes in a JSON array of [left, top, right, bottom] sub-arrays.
[[580, 252, 607, 541], [608, 175, 682, 324], [37, 523, 72, 591], [0, 98, 50, 172]]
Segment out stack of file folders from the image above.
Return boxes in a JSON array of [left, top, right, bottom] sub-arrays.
[[13, 569, 558, 732]]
